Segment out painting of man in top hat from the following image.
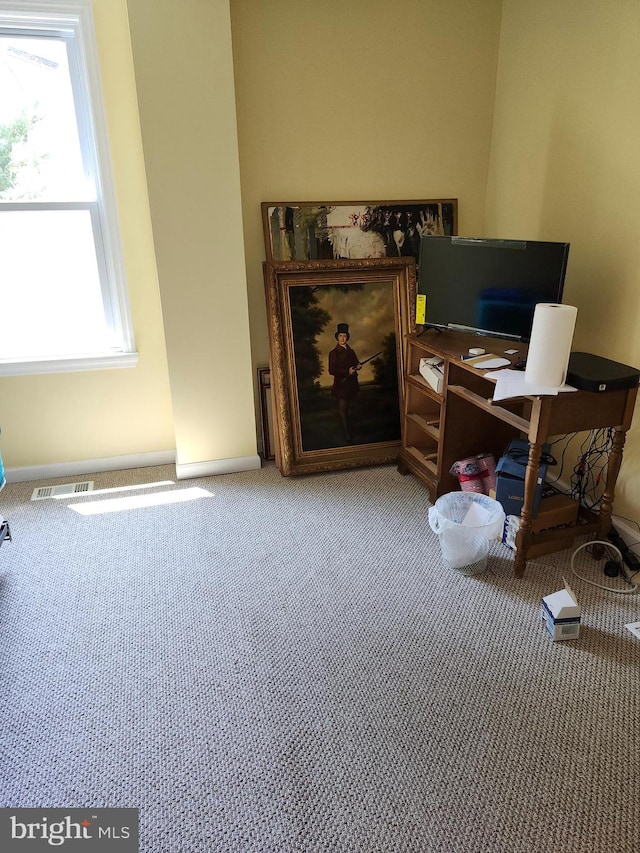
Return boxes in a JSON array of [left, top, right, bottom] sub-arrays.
[[289, 276, 402, 452], [264, 257, 415, 475], [328, 323, 363, 444]]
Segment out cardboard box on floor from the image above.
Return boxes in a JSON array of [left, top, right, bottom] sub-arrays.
[[502, 487, 580, 558], [541, 579, 581, 640]]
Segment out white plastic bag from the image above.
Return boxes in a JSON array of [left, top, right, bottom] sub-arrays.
[[428, 492, 505, 574]]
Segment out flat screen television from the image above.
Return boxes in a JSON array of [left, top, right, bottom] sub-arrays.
[[417, 236, 570, 342]]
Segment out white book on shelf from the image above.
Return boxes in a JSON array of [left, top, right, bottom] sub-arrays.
[[419, 357, 444, 394]]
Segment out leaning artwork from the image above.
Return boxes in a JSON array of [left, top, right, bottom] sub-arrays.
[[261, 199, 457, 263], [264, 258, 416, 476]]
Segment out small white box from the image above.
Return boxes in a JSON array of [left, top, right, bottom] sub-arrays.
[[502, 514, 519, 550], [419, 357, 444, 394], [541, 579, 581, 641]]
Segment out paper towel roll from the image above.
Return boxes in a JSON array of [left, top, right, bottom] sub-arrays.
[[525, 303, 578, 387]]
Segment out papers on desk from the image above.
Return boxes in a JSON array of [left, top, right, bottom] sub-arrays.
[[484, 368, 578, 401]]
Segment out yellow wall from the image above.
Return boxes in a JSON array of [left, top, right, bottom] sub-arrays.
[[230, 0, 503, 379], [486, 0, 640, 520], [1, 0, 261, 477], [0, 0, 175, 470], [127, 0, 258, 473], [3, 0, 502, 476], [5, 0, 637, 525]]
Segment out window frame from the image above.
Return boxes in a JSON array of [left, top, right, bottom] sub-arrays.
[[0, 0, 138, 376]]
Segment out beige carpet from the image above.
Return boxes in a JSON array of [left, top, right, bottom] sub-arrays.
[[0, 462, 638, 852]]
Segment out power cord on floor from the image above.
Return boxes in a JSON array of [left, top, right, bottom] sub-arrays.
[[570, 540, 638, 595]]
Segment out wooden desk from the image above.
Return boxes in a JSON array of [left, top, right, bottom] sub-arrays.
[[397, 330, 638, 577]]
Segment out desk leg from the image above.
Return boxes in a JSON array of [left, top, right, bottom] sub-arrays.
[[592, 428, 627, 556], [513, 440, 544, 578]]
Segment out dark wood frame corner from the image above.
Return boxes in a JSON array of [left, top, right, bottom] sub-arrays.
[[257, 366, 275, 461]]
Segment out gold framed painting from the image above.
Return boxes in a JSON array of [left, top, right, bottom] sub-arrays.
[[261, 199, 457, 263], [264, 257, 416, 476]]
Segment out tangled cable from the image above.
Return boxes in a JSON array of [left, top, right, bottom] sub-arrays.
[[570, 540, 637, 595]]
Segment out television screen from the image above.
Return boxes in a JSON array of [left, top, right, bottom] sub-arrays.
[[417, 237, 570, 341]]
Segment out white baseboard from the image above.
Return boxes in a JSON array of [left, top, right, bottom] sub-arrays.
[[5, 451, 264, 484], [6, 450, 176, 484], [608, 515, 640, 555], [175, 455, 262, 479]]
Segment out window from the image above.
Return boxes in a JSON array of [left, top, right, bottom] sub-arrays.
[[0, 1, 137, 375]]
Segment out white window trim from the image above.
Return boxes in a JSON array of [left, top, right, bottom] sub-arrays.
[[0, 352, 138, 376], [0, 0, 138, 376]]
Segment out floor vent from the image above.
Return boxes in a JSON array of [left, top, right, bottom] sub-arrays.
[[31, 481, 95, 500]]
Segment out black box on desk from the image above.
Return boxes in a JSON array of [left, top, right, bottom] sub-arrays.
[[495, 439, 550, 518]]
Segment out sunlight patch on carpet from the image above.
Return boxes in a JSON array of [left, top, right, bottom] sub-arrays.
[[67, 486, 214, 515]]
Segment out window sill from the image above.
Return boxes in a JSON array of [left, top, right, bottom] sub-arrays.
[[0, 351, 139, 377]]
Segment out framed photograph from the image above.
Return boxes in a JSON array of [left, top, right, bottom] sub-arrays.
[[264, 257, 416, 476], [257, 366, 275, 461], [261, 199, 457, 263]]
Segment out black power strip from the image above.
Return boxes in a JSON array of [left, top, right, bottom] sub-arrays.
[[608, 525, 640, 577]]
